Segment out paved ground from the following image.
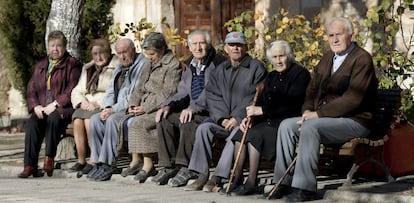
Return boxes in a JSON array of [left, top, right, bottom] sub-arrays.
[[1, 133, 414, 203]]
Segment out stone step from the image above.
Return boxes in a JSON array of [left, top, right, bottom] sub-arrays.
[[0, 133, 24, 146]]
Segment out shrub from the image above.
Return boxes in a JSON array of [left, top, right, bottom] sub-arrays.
[[223, 9, 328, 72], [0, 0, 114, 98], [108, 17, 186, 61], [0, 0, 50, 94], [224, 5, 413, 121], [80, 0, 116, 62], [356, 0, 414, 120]]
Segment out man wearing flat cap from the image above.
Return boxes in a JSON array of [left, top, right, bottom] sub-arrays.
[[184, 31, 267, 191]]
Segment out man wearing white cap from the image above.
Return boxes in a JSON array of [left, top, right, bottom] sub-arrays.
[[184, 31, 267, 191]]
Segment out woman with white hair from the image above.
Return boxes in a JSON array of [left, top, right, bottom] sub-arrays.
[[228, 40, 311, 195]]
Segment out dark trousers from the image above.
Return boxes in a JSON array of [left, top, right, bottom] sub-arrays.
[[24, 111, 68, 167], [156, 112, 207, 168]]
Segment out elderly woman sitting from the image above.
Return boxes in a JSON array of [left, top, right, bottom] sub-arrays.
[[69, 38, 118, 173], [119, 32, 182, 183], [227, 40, 311, 195], [18, 30, 81, 178]]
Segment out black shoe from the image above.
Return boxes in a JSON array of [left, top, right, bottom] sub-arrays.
[[80, 164, 94, 174], [283, 188, 316, 202], [94, 170, 112, 181], [134, 168, 157, 183], [76, 163, 93, 178], [263, 185, 292, 199], [86, 165, 100, 179], [92, 164, 113, 181], [168, 168, 197, 187], [231, 184, 258, 196], [68, 162, 86, 173], [121, 162, 143, 177], [220, 179, 243, 195], [151, 167, 179, 185]]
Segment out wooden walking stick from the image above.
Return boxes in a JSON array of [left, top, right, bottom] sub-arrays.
[[266, 156, 297, 199], [226, 84, 264, 196]]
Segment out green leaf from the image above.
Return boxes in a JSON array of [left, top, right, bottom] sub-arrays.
[[381, 0, 393, 10], [374, 32, 383, 39], [245, 28, 253, 38], [234, 16, 242, 23], [371, 11, 380, 23], [243, 12, 252, 21], [236, 24, 243, 32]]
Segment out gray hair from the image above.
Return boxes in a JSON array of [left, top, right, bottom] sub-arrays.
[[326, 17, 354, 35], [115, 38, 135, 51], [47, 30, 67, 46], [187, 30, 212, 45], [266, 40, 295, 62], [142, 32, 168, 53]]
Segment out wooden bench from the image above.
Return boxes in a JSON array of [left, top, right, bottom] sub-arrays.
[[261, 88, 402, 187], [326, 88, 401, 186], [55, 88, 402, 182], [54, 124, 76, 168], [55, 123, 132, 170]]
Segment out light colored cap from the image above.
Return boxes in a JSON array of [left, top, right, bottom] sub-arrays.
[[224, 31, 246, 44]]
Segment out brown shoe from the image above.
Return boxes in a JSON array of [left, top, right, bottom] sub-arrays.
[[43, 156, 54, 177], [184, 178, 207, 191], [202, 179, 217, 192], [18, 166, 44, 178]]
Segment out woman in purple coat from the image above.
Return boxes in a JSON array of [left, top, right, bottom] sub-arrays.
[[18, 31, 81, 178]]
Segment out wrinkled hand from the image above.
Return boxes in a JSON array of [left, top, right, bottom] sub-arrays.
[[246, 105, 263, 117], [297, 110, 319, 125], [34, 105, 44, 119], [80, 100, 98, 111], [155, 106, 170, 123], [100, 107, 114, 121], [179, 108, 193, 124], [239, 117, 251, 133], [80, 100, 89, 110], [89, 102, 100, 111], [222, 117, 238, 131], [127, 105, 145, 116], [43, 102, 57, 115]]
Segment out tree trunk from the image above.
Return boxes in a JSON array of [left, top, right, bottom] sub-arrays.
[[46, 0, 85, 60], [0, 52, 11, 123]]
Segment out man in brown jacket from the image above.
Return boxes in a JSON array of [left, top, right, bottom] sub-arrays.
[[268, 17, 378, 202]]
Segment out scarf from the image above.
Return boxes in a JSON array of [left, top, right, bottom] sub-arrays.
[[47, 58, 61, 90], [86, 65, 103, 94]]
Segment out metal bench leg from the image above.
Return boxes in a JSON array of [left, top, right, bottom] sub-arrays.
[[344, 163, 360, 187]]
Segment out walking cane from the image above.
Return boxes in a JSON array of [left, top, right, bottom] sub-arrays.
[[266, 156, 297, 199], [226, 84, 264, 196]]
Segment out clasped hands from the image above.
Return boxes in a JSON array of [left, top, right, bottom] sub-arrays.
[[100, 107, 114, 120], [127, 105, 145, 116], [80, 100, 99, 112], [33, 102, 57, 119]]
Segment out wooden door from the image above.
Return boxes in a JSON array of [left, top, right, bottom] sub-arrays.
[[174, 0, 254, 56]]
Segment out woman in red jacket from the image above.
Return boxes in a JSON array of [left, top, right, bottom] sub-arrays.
[[18, 30, 81, 178]]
